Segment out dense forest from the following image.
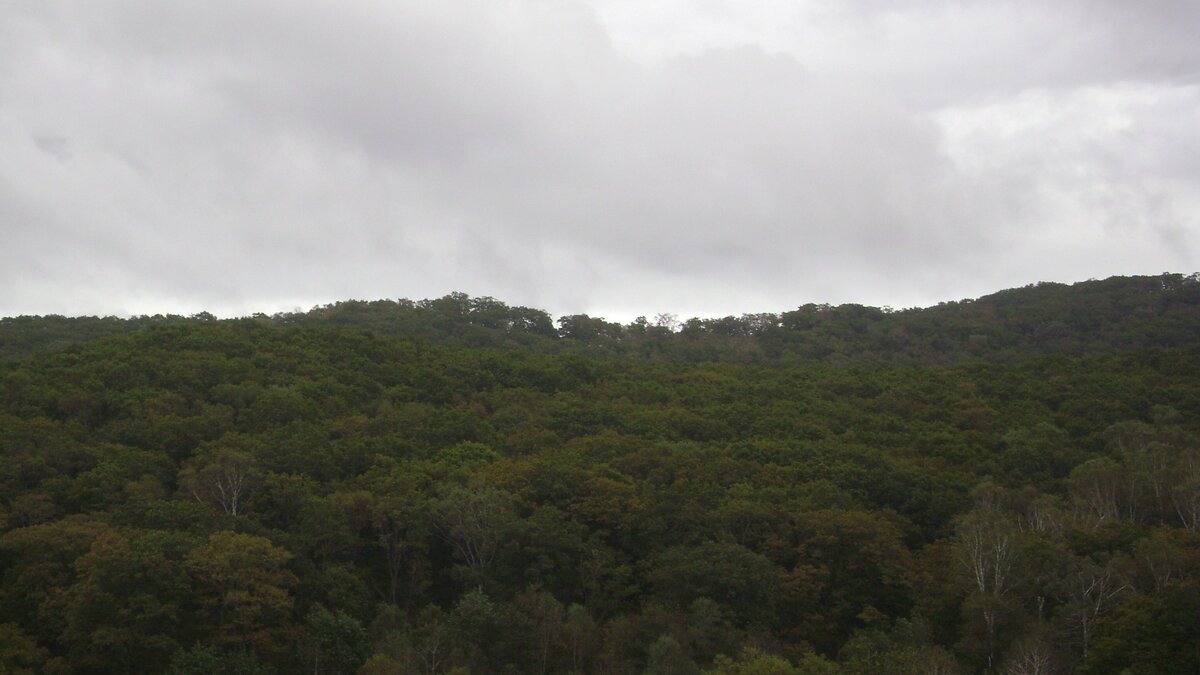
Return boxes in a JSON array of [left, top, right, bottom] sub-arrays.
[[1, 273, 1199, 674]]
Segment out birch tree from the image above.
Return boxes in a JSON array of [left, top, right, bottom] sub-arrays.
[[956, 492, 1021, 671], [178, 448, 261, 517]]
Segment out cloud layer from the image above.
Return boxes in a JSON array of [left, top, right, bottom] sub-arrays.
[[2, 0, 1197, 319]]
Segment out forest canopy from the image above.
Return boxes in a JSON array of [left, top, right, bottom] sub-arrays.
[[1, 273, 1199, 674]]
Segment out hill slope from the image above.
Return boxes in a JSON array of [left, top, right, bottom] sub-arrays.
[[0, 274, 1198, 673]]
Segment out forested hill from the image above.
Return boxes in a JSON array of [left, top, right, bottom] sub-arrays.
[[3, 273, 1199, 363], [0, 274, 1199, 673]]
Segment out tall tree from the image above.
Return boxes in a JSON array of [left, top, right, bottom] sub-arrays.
[[178, 444, 262, 517], [184, 531, 297, 661]]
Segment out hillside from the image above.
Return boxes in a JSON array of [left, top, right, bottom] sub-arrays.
[[0, 274, 1198, 673]]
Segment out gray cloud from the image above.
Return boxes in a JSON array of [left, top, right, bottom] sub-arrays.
[[1, 0, 1197, 320]]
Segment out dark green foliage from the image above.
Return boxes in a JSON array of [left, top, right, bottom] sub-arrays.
[[0, 622, 48, 674], [1, 275, 1199, 672], [644, 542, 779, 626], [165, 645, 274, 675], [1080, 581, 1200, 674], [299, 604, 370, 675]]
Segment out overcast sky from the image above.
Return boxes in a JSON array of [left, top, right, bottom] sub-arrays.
[[2, 1, 1198, 321]]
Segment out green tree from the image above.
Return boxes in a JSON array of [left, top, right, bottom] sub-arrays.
[[645, 634, 698, 675], [435, 484, 516, 586], [514, 587, 566, 675], [300, 604, 369, 675], [57, 528, 193, 673], [787, 510, 915, 653], [1080, 581, 1200, 674], [954, 495, 1021, 671], [178, 445, 262, 517], [184, 532, 297, 659], [164, 645, 273, 675], [563, 603, 601, 673], [705, 648, 809, 675], [645, 542, 778, 627], [0, 516, 108, 645], [0, 623, 48, 675]]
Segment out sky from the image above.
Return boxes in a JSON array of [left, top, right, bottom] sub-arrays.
[[2, 0, 1198, 321]]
